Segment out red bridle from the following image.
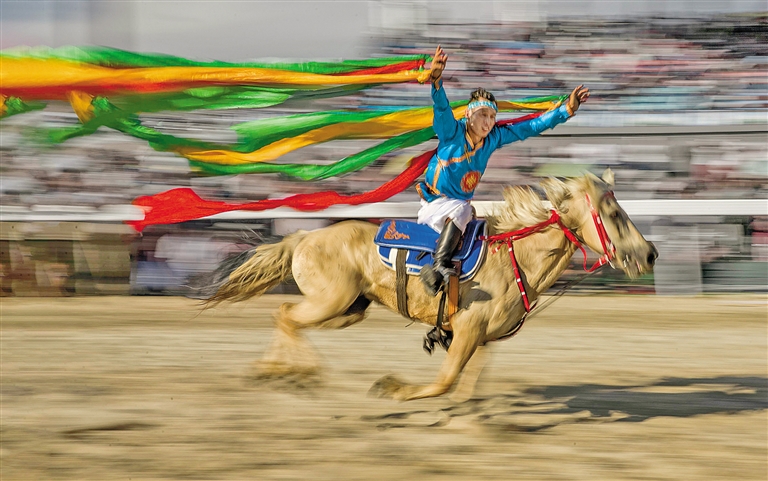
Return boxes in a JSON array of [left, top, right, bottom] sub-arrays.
[[582, 191, 617, 270], [480, 192, 617, 313]]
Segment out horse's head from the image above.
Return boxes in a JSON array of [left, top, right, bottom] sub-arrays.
[[542, 169, 658, 278]]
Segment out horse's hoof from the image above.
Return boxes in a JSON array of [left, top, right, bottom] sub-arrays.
[[368, 374, 406, 400], [248, 362, 323, 392], [252, 360, 320, 379]]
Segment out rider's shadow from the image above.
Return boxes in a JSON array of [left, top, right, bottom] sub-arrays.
[[365, 376, 768, 431]]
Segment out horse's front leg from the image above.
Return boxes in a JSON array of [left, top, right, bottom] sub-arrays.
[[450, 344, 490, 402], [370, 317, 483, 401]]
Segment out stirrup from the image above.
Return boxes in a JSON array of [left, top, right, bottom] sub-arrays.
[[423, 326, 453, 355], [434, 264, 456, 283], [420, 264, 443, 297]]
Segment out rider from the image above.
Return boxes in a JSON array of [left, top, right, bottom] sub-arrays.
[[418, 45, 590, 296]]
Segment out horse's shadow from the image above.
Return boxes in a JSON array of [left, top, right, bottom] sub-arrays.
[[363, 376, 768, 432], [524, 376, 768, 423]]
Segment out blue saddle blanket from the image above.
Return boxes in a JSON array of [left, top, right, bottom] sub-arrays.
[[374, 219, 487, 281]]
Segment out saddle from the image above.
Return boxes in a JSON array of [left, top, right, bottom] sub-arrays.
[[374, 219, 487, 282], [375, 219, 488, 355]]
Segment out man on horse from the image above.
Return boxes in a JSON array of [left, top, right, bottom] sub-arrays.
[[418, 45, 590, 296]]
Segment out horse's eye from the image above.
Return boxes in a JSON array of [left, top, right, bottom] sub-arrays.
[[609, 211, 619, 219]]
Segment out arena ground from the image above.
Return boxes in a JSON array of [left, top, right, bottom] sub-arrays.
[[1, 294, 766, 480]]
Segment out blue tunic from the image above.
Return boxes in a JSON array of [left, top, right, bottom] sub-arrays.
[[416, 79, 572, 202]]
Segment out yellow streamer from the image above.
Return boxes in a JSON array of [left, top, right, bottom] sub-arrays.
[[66, 91, 95, 123], [175, 102, 560, 165]]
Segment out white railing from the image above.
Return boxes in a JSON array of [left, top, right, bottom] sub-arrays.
[[1, 199, 766, 222]]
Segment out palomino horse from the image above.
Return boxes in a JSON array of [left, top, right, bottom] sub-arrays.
[[204, 169, 657, 401]]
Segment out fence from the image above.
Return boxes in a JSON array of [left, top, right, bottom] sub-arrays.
[[1, 198, 765, 296]]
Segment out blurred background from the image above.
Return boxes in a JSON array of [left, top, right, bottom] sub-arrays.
[[1, 0, 766, 297]]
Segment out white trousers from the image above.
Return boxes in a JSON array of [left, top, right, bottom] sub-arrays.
[[417, 197, 473, 233]]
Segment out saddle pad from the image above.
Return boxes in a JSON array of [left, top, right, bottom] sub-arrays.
[[375, 220, 487, 281], [374, 219, 486, 261]]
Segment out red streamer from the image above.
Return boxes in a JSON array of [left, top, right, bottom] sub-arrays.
[[335, 59, 427, 76], [129, 149, 434, 231]]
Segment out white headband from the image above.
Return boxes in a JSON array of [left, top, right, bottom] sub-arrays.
[[467, 100, 498, 116]]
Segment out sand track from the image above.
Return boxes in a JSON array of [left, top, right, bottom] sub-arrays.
[[1, 294, 766, 480]]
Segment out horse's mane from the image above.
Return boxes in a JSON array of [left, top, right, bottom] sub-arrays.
[[486, 185, 552, 233], [486, 177, 579, 233]]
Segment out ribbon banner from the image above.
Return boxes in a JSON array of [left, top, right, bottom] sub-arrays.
[[0, 46, 567, 231]]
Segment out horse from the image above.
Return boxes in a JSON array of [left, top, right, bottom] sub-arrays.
[[202, 169, 657, 401]]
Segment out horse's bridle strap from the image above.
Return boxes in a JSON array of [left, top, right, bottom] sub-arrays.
[[480, 193, 617, 313], [586, 192, 617, 267]]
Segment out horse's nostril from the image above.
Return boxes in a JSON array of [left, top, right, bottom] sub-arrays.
[[648, 242, 659, 265]]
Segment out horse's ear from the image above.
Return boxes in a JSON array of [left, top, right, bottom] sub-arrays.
[[541, 177, 571, 211], [602, 168, 615, 187]]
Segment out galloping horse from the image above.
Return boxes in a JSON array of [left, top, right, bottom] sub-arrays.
[[203, 169, 657, 401]]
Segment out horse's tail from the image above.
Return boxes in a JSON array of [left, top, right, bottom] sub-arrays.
[[203, 230, 309, 306]]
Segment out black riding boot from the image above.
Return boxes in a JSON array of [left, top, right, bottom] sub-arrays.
[[420, 221, 462, 297]]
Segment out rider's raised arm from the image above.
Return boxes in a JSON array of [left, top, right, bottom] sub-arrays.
[[495, 85, 588, 147], [431, 78, 461, 142], [428, 45, 461, 142], [495, 103, 571, 146]]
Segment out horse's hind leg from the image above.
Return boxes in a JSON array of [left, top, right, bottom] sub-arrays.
[[280, 294, 371, 332], [257, 279, 368, 378]]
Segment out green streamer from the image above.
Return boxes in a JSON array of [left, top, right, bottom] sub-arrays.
[[1, 97, 46, 119], [189, 128, 436, 180], [106, 84, 371, 115]]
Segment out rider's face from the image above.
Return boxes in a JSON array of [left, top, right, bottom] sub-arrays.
[[467, 99, 496, 140]]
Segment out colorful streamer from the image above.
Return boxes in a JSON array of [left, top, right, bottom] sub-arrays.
[[187, 128, 436, 179], [129, 148, 436, 232], [0, 46, 431, 123], [0, 46, 571, 230], [1, 95, 46, 119], [128, 112, 550, 231], [0, 50, 431, 101], [35, 93, 565, 178], [1, 45, 429, 73]]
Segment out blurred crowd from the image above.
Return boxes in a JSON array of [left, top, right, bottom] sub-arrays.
[[368, 15, 767, 111], [1, 14, 766, 297], [0, 14, 765, 211]]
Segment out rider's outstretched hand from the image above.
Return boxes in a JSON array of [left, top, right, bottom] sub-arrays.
[[567, 85, 590, 114], [430, 45, 447, 82]]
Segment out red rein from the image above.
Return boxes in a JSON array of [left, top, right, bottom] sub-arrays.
[[480, 193, 616, 313]]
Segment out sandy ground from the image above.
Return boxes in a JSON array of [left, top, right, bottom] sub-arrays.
[[1, 294, 766, 481]]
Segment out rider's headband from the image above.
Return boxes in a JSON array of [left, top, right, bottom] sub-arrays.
[[466, 100, 498, 116]]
